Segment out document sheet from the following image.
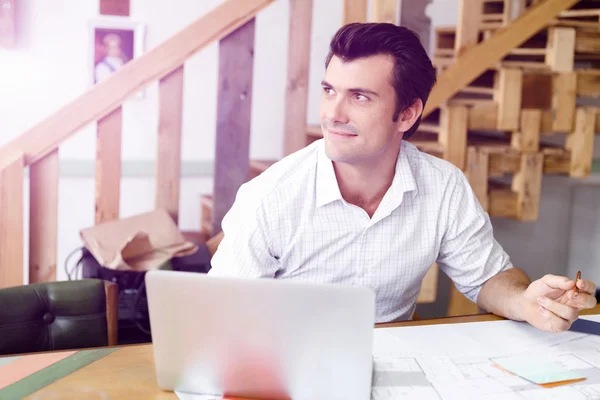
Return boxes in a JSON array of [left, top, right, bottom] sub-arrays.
[[371, 315, 600, 399]]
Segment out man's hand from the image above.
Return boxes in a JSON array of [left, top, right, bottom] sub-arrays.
[[521, 274, 597, 332]]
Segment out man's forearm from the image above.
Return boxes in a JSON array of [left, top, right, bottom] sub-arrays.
[[477, 267, 531, 321]]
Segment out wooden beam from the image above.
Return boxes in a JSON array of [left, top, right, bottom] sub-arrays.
[[424, 0, 580, 118], [95, 107, 122, 225], [512, 153, 543, 221], [371, 0, 398, 23], [495, 68, 523, 131], [511, 109, 542, 152], [469, 102, 499, 131], [156, 66, 184, 224], [552, 71, 577, 132], [283, 0, 313, 156], [488, 187, 519, 218], [0, 154, 24, 288], [466, 147, 489, 210], [439, 105, 468, 170], [343, 0, 367, 24], [521, 72, 553, 109], [0, 0, 275, 169], [212, 19, 255, 235], [545, 27, 576, 72], [455, 0, 483, 56], [577, 70, 600, 98], [29, 149, 59, 283], [575, 28, 600, 54], [567, 107, 597, 177]]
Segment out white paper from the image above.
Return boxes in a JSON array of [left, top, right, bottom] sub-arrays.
[[370, 315, 600, 400], [175, 391, 221, 400]]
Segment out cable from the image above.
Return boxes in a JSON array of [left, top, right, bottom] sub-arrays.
[[132, 279, 151, 336], [64, 247, 84, 280]]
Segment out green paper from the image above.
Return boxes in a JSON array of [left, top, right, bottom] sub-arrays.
[[492, 355, 585, 385]]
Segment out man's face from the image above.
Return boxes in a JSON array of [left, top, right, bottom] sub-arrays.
[[319, 54, 403, 165], [106, 40, 122, 58]]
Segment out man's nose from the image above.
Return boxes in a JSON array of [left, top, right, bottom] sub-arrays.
[[326, 98, 349, 124]]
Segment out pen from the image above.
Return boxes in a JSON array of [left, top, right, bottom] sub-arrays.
[[575, 270, 581, 296]]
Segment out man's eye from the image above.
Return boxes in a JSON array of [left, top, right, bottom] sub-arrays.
[[354, 94, 368, 101], [323, 87, 334, 95]]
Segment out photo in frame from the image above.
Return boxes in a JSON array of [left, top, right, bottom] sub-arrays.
[[89, 17, 145, 96]]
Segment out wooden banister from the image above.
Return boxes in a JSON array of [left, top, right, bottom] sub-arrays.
[[0, 154, 24, 288], [0, 0, 275, 171], [29, 149, 59, 283], [96, 107, 123, 225], [424, 0, 579, 118], [0, 0, 275, 289], [156, 66, 185, 224]]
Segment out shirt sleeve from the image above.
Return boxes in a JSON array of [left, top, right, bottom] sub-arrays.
[[207, 181, 281, 278], [436, 169, 514, 303]]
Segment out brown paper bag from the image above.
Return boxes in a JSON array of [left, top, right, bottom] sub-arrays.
[[79, 209, 198, 271]]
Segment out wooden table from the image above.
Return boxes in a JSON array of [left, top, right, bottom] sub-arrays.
[[17, 305, 600, 399]]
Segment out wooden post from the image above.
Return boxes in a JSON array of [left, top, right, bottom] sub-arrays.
[[447, 136, 483, 320], [567, 107, 597, 177], [283, 0, 313, 156], [371, 0, 398, 23], [511, 109, 542, 152], [512, 153, 543, 221], [495, 68, 523, 131], [156, 66, 184, 224], [29, 149, 59, 283], [552, 72, 577, 132], [545, 27, 576, 72], [439, 105, 468, 170], [455, 0, 482, 56], [466, 147, 489, 210], [212, 19, 255, 235], [343, 0, 367, 24], [0, 154, 24, 288], [95, 107, 122, 225]]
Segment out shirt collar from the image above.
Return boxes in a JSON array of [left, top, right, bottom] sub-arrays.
[[315, 140, 418, 209], [316, 141, 343, 207]]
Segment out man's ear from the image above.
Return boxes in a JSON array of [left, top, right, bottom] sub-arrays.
[[397, 98, 423, 134]]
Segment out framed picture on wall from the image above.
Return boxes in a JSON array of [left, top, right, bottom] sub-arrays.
[[88, 18, 145, 90]]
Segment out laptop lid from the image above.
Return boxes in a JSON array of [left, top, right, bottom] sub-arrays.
[[145, 270, 375, 400]]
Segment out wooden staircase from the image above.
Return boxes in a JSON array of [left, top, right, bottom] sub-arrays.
[[0, 0, 597, 317]]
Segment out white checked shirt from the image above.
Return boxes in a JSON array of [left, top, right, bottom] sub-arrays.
[[209, 139, 513, 323]]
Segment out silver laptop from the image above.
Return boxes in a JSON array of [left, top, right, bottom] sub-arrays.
[[145, 270, 375, 400]]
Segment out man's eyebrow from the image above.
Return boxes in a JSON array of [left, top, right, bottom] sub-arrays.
[[320, 80, 379, 97]]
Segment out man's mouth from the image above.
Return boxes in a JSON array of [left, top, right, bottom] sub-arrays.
[[327, 128, 357, 138]]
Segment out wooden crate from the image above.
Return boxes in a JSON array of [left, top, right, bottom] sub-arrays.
[[465, 145, 544, 221], [435, 23, 600, 71], [549, 0, 600, 28]]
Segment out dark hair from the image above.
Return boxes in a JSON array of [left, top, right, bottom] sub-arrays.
[[325, 23, 436, 139]]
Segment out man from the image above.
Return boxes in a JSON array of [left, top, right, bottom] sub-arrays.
[[209, 23, 597, 332], [95, 33, 125, 83]]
